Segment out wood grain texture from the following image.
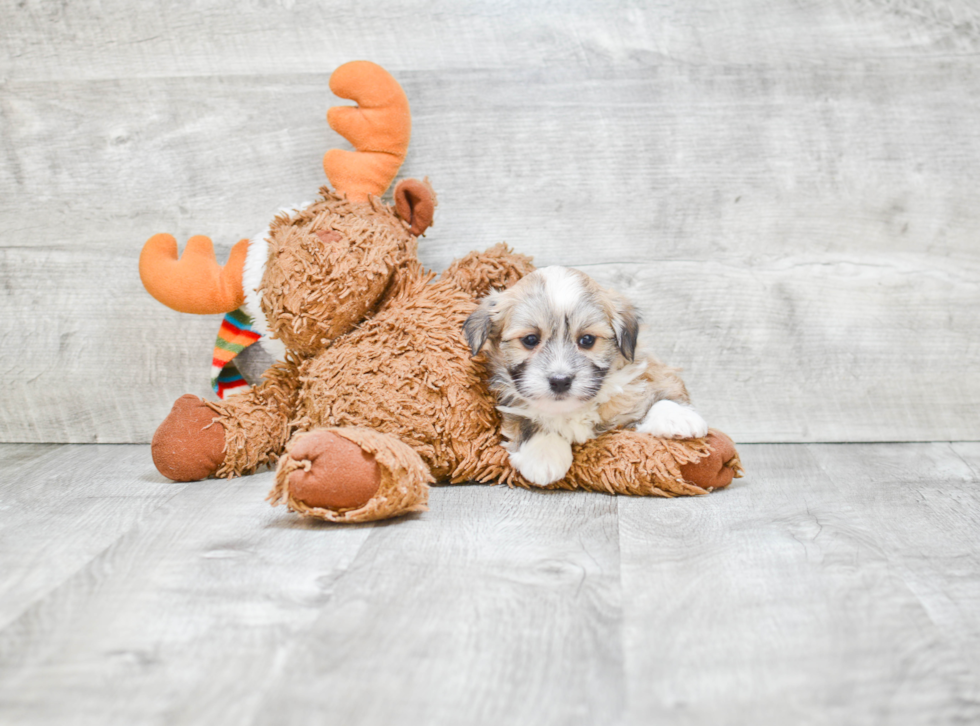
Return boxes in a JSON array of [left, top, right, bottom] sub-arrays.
[[0, 445, 623, 725], [251, 486, 623, 725], [1, 442, 979, 724], [619, 442, 980, 724], [0, 447, 377, 725], [3, 0, 979, 82], [2, 2, 980, 443], [583, 256, 980, 442], [0, 444, 185, 630]]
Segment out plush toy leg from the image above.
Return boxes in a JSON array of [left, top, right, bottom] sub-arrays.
[[151, 394, 227, 482], [483, 427, 742, 496], [150, 360, 300, 482], [439, 242, 536, 298], [678, 430, 742, 491], [205, 359, 301, 478], [556, 428, 742, 496], [268, 428, 433, 523]]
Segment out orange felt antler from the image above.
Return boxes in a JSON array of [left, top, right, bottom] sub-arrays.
[[323, 61, 411, 202], [139, 233, 247, 315]]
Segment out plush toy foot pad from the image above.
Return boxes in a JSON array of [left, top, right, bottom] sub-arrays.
[[679, 429, 743, 491], [280, 430, 381, 510], [151, 394, 226, 482], [269, 427, 432, 523]]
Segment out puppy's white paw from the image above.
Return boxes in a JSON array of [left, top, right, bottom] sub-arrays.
[[637, 400, 709, 439], [509, 432, 574, 486]]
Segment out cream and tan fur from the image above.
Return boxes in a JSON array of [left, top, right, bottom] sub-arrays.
[[465, 266, 708, 486]]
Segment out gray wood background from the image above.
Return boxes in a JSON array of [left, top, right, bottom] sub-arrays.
[[2, 1, 979, 444]]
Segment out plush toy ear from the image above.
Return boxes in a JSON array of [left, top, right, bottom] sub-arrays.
[[394, 178, 437, 236], [611, 296, 640, 362]]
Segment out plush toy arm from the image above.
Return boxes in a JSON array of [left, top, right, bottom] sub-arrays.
[[150, 358, 302, 481], [440, 243, 536, 299], [206, 358, 304, 478]]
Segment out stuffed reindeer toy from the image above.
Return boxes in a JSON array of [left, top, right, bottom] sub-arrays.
[[139, 61, 742, 523]]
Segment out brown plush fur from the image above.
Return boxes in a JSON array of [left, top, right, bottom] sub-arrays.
[[259, 193, 420, 356], [208, 199, 534, 485], [196, 188, 740, 520]]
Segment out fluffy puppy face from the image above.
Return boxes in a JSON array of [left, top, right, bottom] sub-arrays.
[[464, 266, 640, 415]]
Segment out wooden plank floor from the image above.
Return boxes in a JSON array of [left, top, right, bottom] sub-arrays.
[[1, 443, 978, 725]]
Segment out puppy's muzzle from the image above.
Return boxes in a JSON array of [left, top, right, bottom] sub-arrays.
[[549, 375, 574, 394]]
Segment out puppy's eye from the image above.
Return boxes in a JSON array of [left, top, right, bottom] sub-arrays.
[[520, 334, 540, 349], [578, 334, 596, 349]]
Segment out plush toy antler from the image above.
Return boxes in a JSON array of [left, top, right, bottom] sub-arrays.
[[323, 60, 411, 202], [139, 233, 247, 315]]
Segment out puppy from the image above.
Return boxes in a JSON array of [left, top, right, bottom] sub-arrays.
[[463, 266, 708, 486]]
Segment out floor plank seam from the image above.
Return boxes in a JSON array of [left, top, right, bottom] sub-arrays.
[[949, 443, 980, 479]]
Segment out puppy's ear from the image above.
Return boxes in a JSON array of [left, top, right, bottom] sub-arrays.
[[463, 293, 498, 356], [463, 308, 491, 356], [611, 295, 640, 362]]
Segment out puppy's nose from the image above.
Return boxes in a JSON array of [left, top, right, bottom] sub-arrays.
[[549, 375, 574, 394]]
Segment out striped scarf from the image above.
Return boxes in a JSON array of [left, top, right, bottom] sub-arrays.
[[211, 307, 261, 398]]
